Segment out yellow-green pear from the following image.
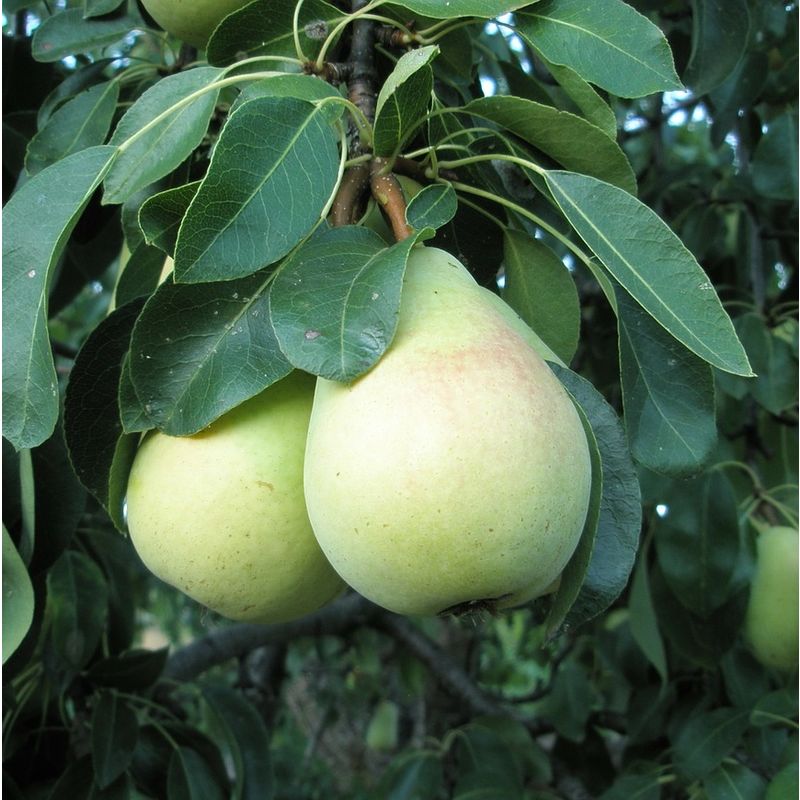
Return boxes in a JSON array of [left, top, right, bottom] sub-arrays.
[[745, 525, 799, 671], [126, 371, 345, 623], [304, 247, 592, 617], [141, 0, 252, 48]]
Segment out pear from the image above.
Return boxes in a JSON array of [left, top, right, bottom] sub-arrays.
[[745, 525, 799, 671], [126, 370, 345, 623], [304, 246, 592, 616], [141, 0, 252, 48]]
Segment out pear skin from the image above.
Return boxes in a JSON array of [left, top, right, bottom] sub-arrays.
[[141, 0, 251, 48], [745, 525, 799, 671], [126, 371, 344, 623], [304, 247, 592, 616]]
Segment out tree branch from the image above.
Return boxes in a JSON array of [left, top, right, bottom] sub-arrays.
[[163, 592, 377, 682]]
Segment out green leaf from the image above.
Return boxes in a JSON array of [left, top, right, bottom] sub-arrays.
[[452, 724, 523, 796], [233, 74, 344, 122], [540, 661, 595, 741], [654, 470, 743, 618], [37, 59, 115, 129], [91, 692, 139, 788], [599, 772, 661, 800], [129, 273, 291, 435], [750, 689, 798, 728], [683, 0, 750, 95], [84, 0, 126, 17], [43, 755, 132, 799], [104, 67, 222, 205], [25, 81, 119, 175], [733, 313, 798, 414], [767, 763, 799, 800], [628, 549, 668, 685], [405, 184, 457, 232], [87, 648, 169, 690], [516, 0, 682, 98], [118, 354, 152, 434], [202, 686, 274, 800], [46, 550, 109, 671], [374, 751, 444, 800], [395, 0, 530, 17], [2, 527, 34, 663], [544, 59, 617, 139], [114, 242, 170, 307], [672, 707, 750, 781], [466, 96, 636, 193], [31, 8, 135, 62], [374, 46, 438, 157], [752, 111, 799, 201], [545, 399, 601, 636], [139, 182, 200, 257], [174, 96, 340, 283], [206, 0, 343, 67], [167, 747, 227, 800], [545, 170, 753, 376], [617, 289, 717, 477], [269, 227, 421, 381], [63, 299, 145, 530], [502, 229, 580, 364], [2, 145, 117, 451], [551, 366, 642, 631]]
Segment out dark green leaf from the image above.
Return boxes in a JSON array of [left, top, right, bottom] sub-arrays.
[[37, 59, 115, 129], [502, 229, 580, 364], [551, 366, 642, 631], [374, 751, 444, 800], [269, 227, 420, 381], [30, 423, 86, 573], [540, 661, 595, 741], [516, 0, 682, 97], [26, 81, 119, 175], [618, 289, 717, 477], [544, 59, 617, 138], [45, 755, 132, 799], [752, 111, 799, 202], [91, 691, 139, 788], [63, 299, 145, 530], [2, 145, 117, 450], [452, 724, 523, 796], [766, 763, 799, 800], [233, 73, 344, 121], [721, 647, 771, 709], [466, 96, 636, 193], [206, 0, 342, 67], [84, 0, 126, 17], [129, 273, 291, 435], [138, 182, 200, 257], [545, 401, 601, 636], [750, 690, 798, 728], [167, 747, 226, 800], [405, 184, 457, 232], [703, 763, 766, 800], [104, 67, 222, 204], [397, 0, 529, 17], [2, 526, 34, 663], [672, 707, 749, 781], [599, 772, 661, 800], [374, 46, 437, 157], [545, 170, 752, 377], [118, 354, 152, 434], [683, 0, 750, 95], [174, 96, 340, 283], [32, 9, 135, 62], [86, 647, 169, 690], [628, 550, 668, 685], [654, 470, 742, 617], [202, 685, 274, 800], [114, 242, 170, 307], [46, 550, 109, 671]]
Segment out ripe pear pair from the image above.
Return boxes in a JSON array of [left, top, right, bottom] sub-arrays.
[[126, 246, 591, 621]]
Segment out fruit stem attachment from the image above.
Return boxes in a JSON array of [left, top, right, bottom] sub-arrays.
[[329, 163, 371, 226], [370, 158, 413, 241]]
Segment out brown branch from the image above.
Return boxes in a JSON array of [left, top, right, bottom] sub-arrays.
[[329, 163, 371, 226], [163, 592, 377, 682], [346, 1, 378, 154]]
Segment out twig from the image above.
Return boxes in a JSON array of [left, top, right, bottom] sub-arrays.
[[370, 158, 413, 241], [329, 163, 371, 226], [163, 593, 377, 682]]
